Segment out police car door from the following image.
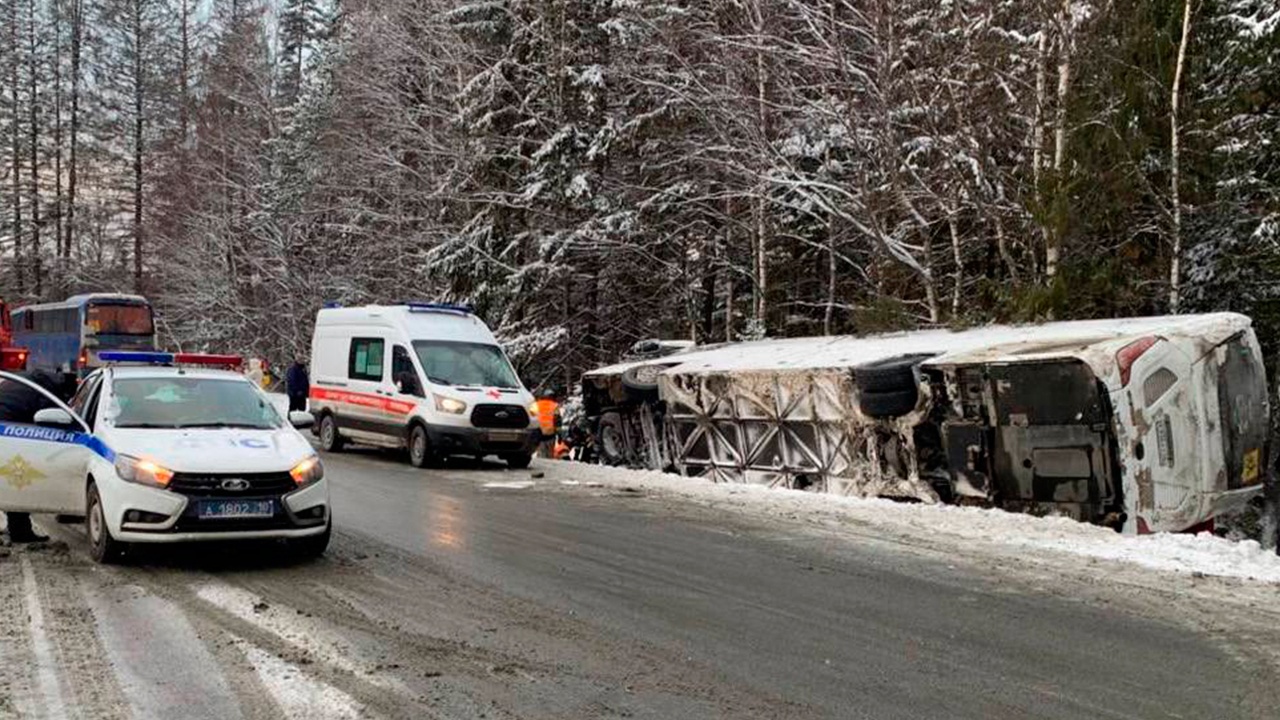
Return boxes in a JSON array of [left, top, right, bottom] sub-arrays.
[[0, 371, 96, 514]]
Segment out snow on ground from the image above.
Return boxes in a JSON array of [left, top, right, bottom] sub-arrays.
[[547, 461, 1280, 584]]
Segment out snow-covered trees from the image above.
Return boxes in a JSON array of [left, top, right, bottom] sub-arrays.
[[0, 0, 1277, 382]]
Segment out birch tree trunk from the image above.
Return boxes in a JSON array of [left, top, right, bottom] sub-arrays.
[[948, 209, 963, 319], [1168, 0, 1193, 313], [1046, 0, 1073, 280]]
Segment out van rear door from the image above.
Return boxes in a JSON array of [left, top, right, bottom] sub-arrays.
[[1121, 339, 1202, 531]]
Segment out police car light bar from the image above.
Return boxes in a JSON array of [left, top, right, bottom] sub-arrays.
[[97, 351, 244, 369], [98, 351, 174, 364], [175, 353, 244, 369], [400, 301, 474, 315]]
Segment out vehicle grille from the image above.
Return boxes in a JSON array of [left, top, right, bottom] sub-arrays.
[[168, 472, 296, 498], [470, 404, 529, 429]]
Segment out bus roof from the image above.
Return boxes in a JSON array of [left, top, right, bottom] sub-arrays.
[[14, 293, 150, 312]]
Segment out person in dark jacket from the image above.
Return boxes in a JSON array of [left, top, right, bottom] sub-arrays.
[[0, 370, 77, 543], [285, 359, 310, 413]]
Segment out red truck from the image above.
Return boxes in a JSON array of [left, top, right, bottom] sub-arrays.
[[0, 299, 28, 371]]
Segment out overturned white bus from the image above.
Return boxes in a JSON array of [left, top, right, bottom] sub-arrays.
[[582, 314, 1269, 534]]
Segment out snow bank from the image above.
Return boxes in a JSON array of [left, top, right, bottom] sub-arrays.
[[549, 461, 1280, 583]]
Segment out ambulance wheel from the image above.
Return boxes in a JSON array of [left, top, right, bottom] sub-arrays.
[[319, 415, 344, 453], [504, 453, 532, 470], [291, 522, 331, 560], [408, 424, 434, 468], [87, 482, 126, 565]]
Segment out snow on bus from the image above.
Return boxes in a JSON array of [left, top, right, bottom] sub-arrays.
[[582, 313, 1268, 536]]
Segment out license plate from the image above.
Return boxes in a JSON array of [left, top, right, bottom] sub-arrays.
[[487, 430, 525, 442], [198, 500, 274, 519]]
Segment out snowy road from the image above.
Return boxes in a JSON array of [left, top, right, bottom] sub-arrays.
[[5, 450, 1280, 719]]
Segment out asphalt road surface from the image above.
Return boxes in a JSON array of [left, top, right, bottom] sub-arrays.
[[4, 449, 1279, 719]]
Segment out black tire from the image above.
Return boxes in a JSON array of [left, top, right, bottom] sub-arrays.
[[859, 387, 920, 418], [854, 354, 932, 394], [291, 521, 331, 560], [408, 424, 433, 468], [504, 453, 532, 470], [86, 482, 126, 565], [319, 414, 344, 453], [597, 412, 628, 466]]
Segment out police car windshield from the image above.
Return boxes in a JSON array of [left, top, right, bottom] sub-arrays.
[[111, 378, 282, 430], [412, 340, 520, 388]]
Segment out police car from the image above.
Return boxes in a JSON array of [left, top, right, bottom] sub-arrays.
[[0, 352, 330, 563]]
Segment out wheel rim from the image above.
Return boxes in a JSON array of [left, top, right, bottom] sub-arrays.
[[411, 430, 426, 463], [322, 419, 334, 446], [88, 495, 102, 544], [601, 426, 623, 461]]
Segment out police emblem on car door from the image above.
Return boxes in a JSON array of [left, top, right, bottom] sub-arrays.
[[0, 371, 100, 515]]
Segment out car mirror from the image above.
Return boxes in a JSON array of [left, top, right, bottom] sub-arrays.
[[34, 407, 75, 428], [289, 411, 316, 430]]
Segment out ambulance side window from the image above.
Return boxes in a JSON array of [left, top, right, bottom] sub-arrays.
[[348, 338, 385, 382]]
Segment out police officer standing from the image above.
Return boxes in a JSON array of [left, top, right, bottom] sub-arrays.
[[0, 370, 77, 543]]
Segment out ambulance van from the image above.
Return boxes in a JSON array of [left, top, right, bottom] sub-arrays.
[[309, 303, 540, 468]]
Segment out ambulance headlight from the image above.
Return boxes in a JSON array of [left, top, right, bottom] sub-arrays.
[[289, 456, 324, 486], [115, 455, 175, 488], [433, 394, 467, 415]]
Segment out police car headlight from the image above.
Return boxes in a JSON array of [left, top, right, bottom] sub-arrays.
[[433, 394, 467, 415], [115, 455, 175, 488], [290, 456, 324, 486]]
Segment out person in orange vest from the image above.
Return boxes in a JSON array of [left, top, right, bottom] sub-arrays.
[[533, 389, 561, 458]]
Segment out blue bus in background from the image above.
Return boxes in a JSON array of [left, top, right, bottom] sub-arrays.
[[12, 294, 156, 378]]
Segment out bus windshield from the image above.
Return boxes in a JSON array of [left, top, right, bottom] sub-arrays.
[[87, 303, 153, 336]]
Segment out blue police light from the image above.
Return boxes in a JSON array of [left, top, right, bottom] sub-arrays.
[[401, 302, 474, 315], [322, 301, 343, 309], [97, 351, 175, 364]]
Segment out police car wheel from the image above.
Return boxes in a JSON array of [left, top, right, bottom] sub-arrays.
[[87, 482, 125, 565], [291, 521, 331, 560], [408, 425, 433, 468], [319, 415, 344, 452]]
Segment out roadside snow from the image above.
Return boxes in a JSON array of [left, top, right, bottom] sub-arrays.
[[546, 462, 1280, 584]]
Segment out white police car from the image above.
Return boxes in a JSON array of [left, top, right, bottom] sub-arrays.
[[0, 352, 330, 563]]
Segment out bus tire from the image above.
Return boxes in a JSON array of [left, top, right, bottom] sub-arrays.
[[859, 388, 920, 419], [598, 412, 628, 466], [854, 354, 932, 394], [319, 414, 344, 453]]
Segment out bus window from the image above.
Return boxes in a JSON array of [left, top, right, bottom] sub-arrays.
[[86, 303, 153, 335]]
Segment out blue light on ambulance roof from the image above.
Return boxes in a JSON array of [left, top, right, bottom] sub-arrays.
[[401, 302, 474, 315], [98, 351, 174, 364]]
